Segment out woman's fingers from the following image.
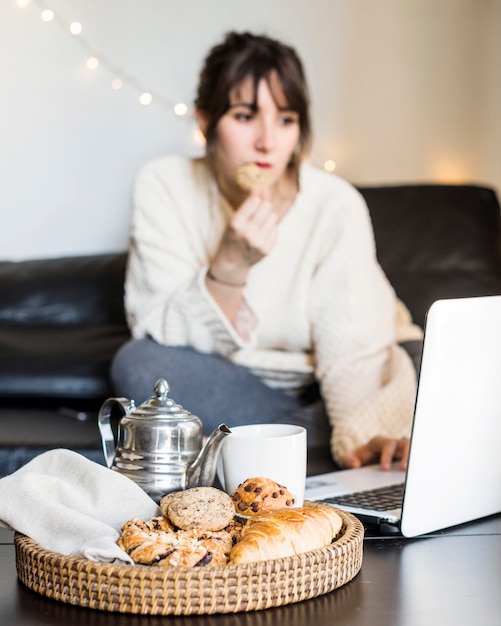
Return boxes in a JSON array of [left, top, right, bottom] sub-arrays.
[[379, 438, 399, 470], [228, 192, 279, 260], [342, 436, 410, 470], [233, 190, 275, 229], [371, 436, 409, 470]]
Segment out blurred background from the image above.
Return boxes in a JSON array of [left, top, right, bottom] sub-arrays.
[[1, 0, 500, 260]]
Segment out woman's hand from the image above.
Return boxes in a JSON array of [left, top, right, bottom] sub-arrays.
[[210, 189, 280, 282], [341, 436, 410, 471], [205, 189, 280, 324]]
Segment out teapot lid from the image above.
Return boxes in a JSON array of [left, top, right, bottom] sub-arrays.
[[132, 378, 195, 420]]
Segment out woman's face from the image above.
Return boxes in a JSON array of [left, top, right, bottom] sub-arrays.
[[202, 73, 301, 207]]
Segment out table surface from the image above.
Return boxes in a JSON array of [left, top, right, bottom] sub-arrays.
[[1, 514, 500, 626]]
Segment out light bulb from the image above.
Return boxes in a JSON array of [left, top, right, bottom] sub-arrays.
[[174, 102, 188, 116], [86, 57, 99, 70], [324, 160, 336, 172], [41, 9, 54, 22], [16, 0, 30, 8], [69, 22, 82, 35], [139, 92, 153, 106], [111, 79, 123, 90], [193, 128, 206, 146]]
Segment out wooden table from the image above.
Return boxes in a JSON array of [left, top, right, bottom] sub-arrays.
[[1, 515, 500, 626]]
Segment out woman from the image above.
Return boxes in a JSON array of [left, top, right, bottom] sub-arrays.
[[112, 32, 421, 470]]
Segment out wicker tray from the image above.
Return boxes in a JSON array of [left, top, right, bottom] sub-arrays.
[[15, 508, 364, 616]]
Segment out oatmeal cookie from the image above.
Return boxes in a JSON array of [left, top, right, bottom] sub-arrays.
[[160, 486, 235, 531], [235, 163, 273, 191]]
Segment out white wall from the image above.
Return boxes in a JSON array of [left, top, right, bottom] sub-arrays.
[[1, 0, 500, 260]]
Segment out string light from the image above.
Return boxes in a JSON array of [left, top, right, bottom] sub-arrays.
[[23, 0, 191, 118], [193, 128, 206, 146], [324, 160, 336, 172], [174, 102, 188, 116], [86, 56, 99, 71], [139, 92, 153, 106], [40, 8, 54, 22], [69, 21, 82, 36]]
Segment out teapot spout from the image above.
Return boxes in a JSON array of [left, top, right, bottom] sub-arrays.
[[186, 423, 231, 489]]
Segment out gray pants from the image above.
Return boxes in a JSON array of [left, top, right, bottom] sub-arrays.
[[110, 338, 422, 450]]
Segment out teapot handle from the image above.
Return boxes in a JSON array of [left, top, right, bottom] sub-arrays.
[[97, 397, 134, 468]]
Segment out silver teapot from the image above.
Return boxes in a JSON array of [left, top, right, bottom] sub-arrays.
[[98, 378, 230, 502]]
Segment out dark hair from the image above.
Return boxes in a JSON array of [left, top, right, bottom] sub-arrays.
[[195, 32, 312, 173]]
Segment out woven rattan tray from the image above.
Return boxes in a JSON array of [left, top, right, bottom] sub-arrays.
[[15, 508, 364, 615]]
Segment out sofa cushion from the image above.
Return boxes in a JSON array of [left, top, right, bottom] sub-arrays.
[[0, 254, 130, 402], [360, 184, 501, 328], [0, 253, 127, 326]]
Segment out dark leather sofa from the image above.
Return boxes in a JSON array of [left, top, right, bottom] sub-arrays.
[[1, 184, 500, 476]]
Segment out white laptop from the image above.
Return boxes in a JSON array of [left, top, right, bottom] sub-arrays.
[[305, 295, 501, 537]]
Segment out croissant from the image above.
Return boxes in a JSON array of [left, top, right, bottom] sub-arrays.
[[229, 503, 343, 564], [118, 516, 245, 568]]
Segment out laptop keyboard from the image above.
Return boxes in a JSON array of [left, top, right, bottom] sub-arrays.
[[324, 482, 405, 511]]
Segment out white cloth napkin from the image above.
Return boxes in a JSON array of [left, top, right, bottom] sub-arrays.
[[0, 449, 160, 563]]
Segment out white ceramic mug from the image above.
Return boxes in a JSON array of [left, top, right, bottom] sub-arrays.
[[217, 424, 307, 507]]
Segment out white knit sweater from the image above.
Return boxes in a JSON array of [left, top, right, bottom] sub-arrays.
[[125, 155, 418, 464]]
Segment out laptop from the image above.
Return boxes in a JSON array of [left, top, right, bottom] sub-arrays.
[[305, 295, 501, 537]]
